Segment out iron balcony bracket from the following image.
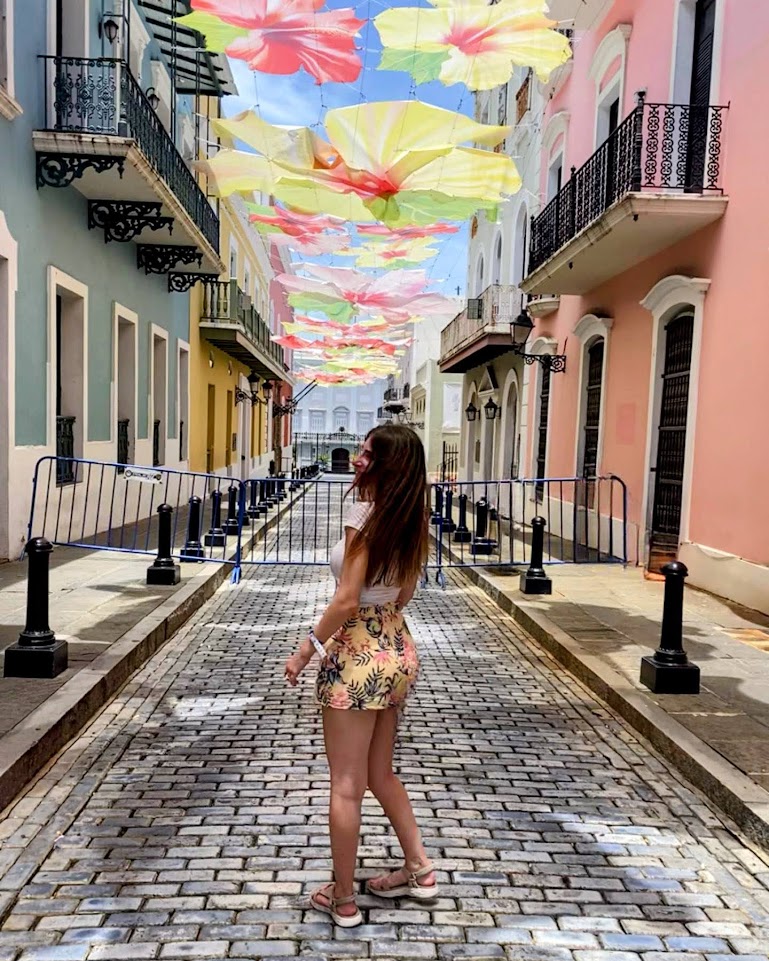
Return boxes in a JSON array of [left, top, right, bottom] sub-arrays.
[[36, 153, 126, 189], [88, 200, 174, 243], [137, 244, 202, 274], [168, 272, 220, 293]]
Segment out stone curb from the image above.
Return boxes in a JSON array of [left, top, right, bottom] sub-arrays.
[[0, 486, 304, 814], [452, 560, 769, 851]]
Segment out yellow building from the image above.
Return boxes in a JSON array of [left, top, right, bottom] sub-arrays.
[[187, 194, 291, 478]]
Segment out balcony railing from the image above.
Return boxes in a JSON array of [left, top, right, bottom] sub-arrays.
[[56, 416, 76, 486], [440, 284, 523, 360], [529, 95, 727, 274], [40, 56, 219, 253], [383, 385, 410, 403], [201, 280, 285, 370]]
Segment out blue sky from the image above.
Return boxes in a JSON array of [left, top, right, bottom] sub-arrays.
[[220, 0, 471, 297]]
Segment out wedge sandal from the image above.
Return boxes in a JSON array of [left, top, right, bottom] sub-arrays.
[[309, 882, 363, 927], [366, 862, 438, 900]]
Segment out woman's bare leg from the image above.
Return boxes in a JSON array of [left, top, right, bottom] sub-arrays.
[[366, 707, 435, 890], [315, 707, 377, 914]]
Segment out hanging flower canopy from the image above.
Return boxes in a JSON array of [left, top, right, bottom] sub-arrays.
[[356, 223, 459, 240], [177, 0, 365, 84], [339, 237, 441, 270], [375, 0, 572, 91], [203, 101, 519, 226], [277, 265, 457, 324], [192, 1, 573, 386]]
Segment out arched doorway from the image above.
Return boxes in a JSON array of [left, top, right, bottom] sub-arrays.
[[649, 310, 695, 570], [502, 382, 519, 478], [331, 447, 351, 473], [466, 392, 479, 480]]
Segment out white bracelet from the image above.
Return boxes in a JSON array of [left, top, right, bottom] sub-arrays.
[[308, 629, 326, 658]]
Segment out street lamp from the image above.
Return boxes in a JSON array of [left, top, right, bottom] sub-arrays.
[[234, 371, 261, 406], [465, 402, 478, 422], [510, 308, 567, 373], [484, 398, 501, 420], [146, 87, 161, 111], [99, 15, 120, 44]]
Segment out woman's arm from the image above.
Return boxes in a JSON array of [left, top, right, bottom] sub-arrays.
[[396, 577, 419, 611], [285, 529, 368, 685]]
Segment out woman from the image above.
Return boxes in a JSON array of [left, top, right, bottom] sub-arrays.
[[284, 424, 438, 927]]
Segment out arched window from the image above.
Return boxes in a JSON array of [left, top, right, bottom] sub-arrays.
[[333, 406, 350, 431], [512, 204, 528, 287], [492, 234, 503, 285], [475, 255, 485, 297]]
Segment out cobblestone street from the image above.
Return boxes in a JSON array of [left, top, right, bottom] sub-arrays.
[[1, 496, 769, 960]]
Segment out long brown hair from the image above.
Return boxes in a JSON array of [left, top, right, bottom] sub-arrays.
[[350, 424, 429, 587]]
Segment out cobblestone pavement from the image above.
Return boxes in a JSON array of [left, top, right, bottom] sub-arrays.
[[1, 486, 769, 961]]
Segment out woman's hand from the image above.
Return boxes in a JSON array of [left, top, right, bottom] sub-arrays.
[[285, 649, 313, 687]]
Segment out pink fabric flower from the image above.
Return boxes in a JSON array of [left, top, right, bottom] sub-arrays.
[[191, 0, 365, 84]]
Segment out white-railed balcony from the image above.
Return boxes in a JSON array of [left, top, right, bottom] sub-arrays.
[[439, 284, 523, 374]]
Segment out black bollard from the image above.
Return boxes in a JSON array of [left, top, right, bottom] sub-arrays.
[[430, 486, 444, 526], [268, 479, 280, 506], [225, 484, 240, 535], [442, 489, 456, 533], [472, 497, 497, 556], [454, 493, 472, 543], [520, 516, 552, 594], [640, 562, 700, 694], [4, 538, 68, 678], [147, 504, 181, 585], [247, 479, 260, 519], [181, 496, 205, 561], [258, 480, 271, 513], [277, 478, 287, 501], [204, 489, 227, 547]]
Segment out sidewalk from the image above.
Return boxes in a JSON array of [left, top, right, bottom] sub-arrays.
[[0, 485, 304, 813], [463, 560, 769, 847]]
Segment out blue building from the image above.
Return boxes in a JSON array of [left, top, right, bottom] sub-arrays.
[[0, 0, 235, 559]]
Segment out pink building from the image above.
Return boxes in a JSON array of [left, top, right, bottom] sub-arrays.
[[521, 0, 767, 610], [441, 0, 768, 613]]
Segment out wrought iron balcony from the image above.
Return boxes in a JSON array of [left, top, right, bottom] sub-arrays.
[[439, 284, 524, 374], [200, 280, 286, 379], [524, 95, 728, 295], [35, 56, 220, 269]]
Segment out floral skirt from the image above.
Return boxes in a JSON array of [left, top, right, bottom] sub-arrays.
[[316, 602, 419, 710]]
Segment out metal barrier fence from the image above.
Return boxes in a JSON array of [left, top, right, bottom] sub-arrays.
[[430, 476, 628, 579], [28, 459, 627, 584], [28, 456, 245, 570]]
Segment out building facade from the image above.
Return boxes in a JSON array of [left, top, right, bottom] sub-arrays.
[[0, 0, 238, 560], [187, 194, 292, 480], [443, 0, 769, 613], [381, 315, 463, 479]]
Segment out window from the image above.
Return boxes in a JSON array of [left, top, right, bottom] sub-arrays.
[[293, 408, 302, 431], [229, 244, 238, 280], [358, 412, 373, 434], [0, 0, 21, 120], [547, 156, 563, 202], [492, 235, 503, 285], [333, 406, 350, 431], [244, 264, 251, 297], [516, 70, 531, 124], [310, 410, 324, 432]]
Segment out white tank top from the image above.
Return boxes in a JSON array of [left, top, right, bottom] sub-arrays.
[[329, 501, 402, 606]]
